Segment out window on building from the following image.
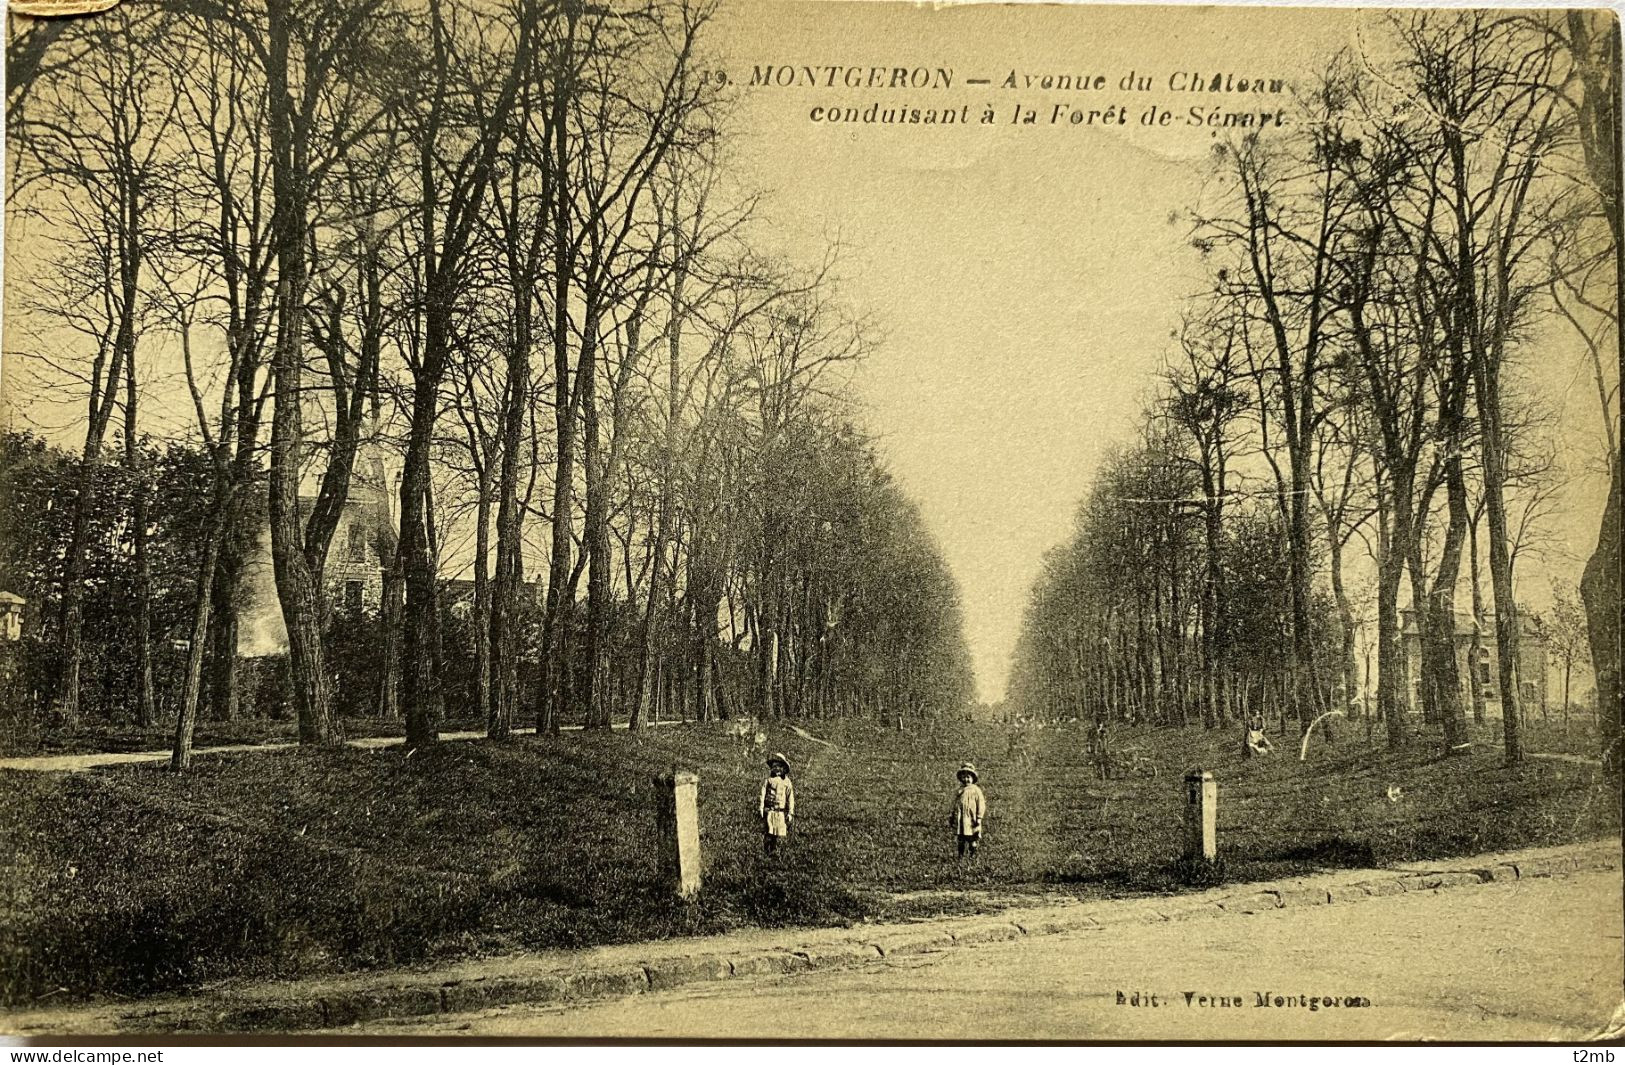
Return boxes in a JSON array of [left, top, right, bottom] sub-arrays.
[[347, 522, 368, 562], [344, 580, 365, 615]]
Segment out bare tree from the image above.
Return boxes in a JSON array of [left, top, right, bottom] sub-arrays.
[[1196, 82, 1359, 732], [1393, 11, 1570, 763], [541, 0, 716, 730], [387, 0, 532, 747], [11, 6, 178, 724], [1546, 9, 1621, 774], [1165, 304, 1247, 726], [1548, 578, 1590, 728], [259, 0, 402, 744]]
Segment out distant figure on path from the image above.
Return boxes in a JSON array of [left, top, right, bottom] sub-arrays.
[[1242, 718, 1275, 759], [949, 762, 986, 859], [759, 753, 795, 855]]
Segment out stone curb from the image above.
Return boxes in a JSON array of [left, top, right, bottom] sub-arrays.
[[13, 838, 1620, 1035]]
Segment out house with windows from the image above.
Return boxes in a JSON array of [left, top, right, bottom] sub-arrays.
[[323, 452, 397, 616], [1399, 608, 1548, 717], [0, 591, 25, 641], [242, 436, 545, 641], [240, 444, 398, 641]]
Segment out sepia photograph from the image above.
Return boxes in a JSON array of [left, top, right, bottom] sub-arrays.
[[0, 0, 1620, 1043]]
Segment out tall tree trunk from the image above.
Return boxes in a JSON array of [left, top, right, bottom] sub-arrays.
[[490, 301, 531, 739], [1425, 449, 1470, 751], [540, 401, 576, 734], [122, 341, 156, 728], [378, 559, 403, 719], [172, 498, 231, 771], [1286, 442, 1317, 734], [634, 255, 686, 729], [1473, 357, 1523, 764], [1467, 514, 1488, 726], [1581, 463, 1620, 772], [472, 463, 494, 731], [1405, 539, 1439, 725], [208, 550, 242, 721], [394, 0, 529, 744], [174, 470, 244, 768], [631, 514, 668, 731], [265, 0, 335, 745], [580, 309, 611, 729], [398, 389, 443, 746], [538, 9, 580, 736], [1475, 338, 1521, 760], [488, 66, 546, 738], [1377, 478, 1409, 748], [1327, 527, 1357, 718], [1568, 8, 1622, 778]]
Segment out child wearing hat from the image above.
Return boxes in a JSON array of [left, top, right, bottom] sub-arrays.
[[949, 763, 986, 859], [759, 753, 795, 854]]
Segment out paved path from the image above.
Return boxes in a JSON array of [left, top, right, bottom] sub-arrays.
[[0, 720, 681, 773], [1530, 751, 1606, 767], [373, 868, 1625, 1041]]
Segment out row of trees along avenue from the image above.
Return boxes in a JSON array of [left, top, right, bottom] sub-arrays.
[[1007, 11, 1621, 772], [2, 0, 976, 766]]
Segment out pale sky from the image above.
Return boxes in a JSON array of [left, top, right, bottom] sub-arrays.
[[710, 2, 1615, 703]]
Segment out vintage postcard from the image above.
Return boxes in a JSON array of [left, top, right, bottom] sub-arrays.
[[0, 0, 1621, 1043]]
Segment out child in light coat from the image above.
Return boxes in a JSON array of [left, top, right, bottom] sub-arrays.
[[759, 753, 795, 854], [949, 762, 986, 859]]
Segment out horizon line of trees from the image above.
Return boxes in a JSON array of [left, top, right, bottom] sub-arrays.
[[1008, 10, 1621, 771]]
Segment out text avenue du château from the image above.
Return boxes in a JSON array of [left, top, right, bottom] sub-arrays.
[[746, 65, 1286, 95]]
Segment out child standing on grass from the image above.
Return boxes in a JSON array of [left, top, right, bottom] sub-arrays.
[[759, 753, 795, 855], [949, 762, 986, 860]]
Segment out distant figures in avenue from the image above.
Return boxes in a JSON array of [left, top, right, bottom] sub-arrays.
[[759, 753, 796, 854], [1086, 719, 1109, 757], [950, 762, 987, 859]]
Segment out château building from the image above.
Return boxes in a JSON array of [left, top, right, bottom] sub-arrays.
[[1399, 608, 1548, 718]]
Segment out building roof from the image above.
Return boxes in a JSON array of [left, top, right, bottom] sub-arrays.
[[1399, 608, 1540, 640]]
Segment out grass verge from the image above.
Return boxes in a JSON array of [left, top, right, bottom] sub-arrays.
[[1, 715, 1616, 1005]]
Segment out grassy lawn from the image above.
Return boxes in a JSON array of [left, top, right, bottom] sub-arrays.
[[1515, 712, 1612, 760], [1, 714, 1616, 1006]]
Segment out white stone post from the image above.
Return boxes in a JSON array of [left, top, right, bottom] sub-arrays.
[[1184, 769, 1217, 862], [657, 769, 702, 898]]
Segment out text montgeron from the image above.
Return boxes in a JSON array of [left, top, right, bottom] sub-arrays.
[[745, 65, 1288, 95], [748, 64, 1291, 130]]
